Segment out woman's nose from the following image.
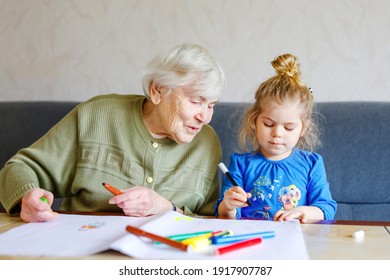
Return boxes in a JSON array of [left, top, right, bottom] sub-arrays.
[[196, 106, 213, 124]]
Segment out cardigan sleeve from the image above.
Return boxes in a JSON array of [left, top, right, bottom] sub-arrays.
[[0, 106, 80, 214]]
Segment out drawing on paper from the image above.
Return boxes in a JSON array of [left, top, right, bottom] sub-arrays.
[[79, 221, 106, 231]]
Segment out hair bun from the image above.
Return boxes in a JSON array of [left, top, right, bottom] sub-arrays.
[[271, 53, 301, 80]]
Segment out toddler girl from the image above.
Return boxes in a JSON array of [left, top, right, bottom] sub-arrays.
[[215, 54, 337, 222]]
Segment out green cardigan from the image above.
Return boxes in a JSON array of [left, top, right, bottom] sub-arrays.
[[0, 94, 222, 216]]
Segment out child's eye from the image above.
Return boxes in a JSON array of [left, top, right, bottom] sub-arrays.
[[264, 122, 273, 127], [285, 125, 297, 131]]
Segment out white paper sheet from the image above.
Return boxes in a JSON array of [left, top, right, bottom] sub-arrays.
[[0, 212, 308, 259], [0, 214, 153, 257]]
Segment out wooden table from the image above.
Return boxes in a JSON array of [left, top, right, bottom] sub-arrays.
[[0, 212, 389, 260]]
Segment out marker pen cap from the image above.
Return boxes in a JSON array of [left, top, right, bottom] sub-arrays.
[[182, 237, 210, 251]]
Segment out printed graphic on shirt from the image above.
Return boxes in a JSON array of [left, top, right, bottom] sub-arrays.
[[248, 176, 272, 219], [278, 184, 301, 211], [247, 175, 302, 219]]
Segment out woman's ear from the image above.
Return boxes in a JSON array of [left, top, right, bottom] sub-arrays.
[[150, 82, 163, 104]]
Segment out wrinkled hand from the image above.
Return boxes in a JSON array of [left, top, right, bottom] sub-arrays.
[[20, 188, 58, 222], [109, 186, 172, 217], [222, 186, 251, 211]]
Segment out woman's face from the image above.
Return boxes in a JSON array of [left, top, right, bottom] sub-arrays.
[[154, 87, 218, 144]]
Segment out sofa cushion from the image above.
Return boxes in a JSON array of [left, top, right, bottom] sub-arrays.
[[1, 101, 389, 221], [316, 102, 390, 221], [0, 102, 78, 167]]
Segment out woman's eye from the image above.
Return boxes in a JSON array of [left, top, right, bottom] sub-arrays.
[[191, 100, 202, 105]]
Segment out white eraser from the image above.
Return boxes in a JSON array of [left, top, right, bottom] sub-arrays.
[[352, 230, 365, 240]]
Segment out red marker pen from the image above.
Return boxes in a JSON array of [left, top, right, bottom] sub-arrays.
[[215, 237, 262, 255]]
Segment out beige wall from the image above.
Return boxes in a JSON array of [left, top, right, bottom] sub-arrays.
[[1, 0, 390, 102]]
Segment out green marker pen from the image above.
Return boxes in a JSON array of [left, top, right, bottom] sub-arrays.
[[154, 230, 213, 245], [40, 197, 48, 204]]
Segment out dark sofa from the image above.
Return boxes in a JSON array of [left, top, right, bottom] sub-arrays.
[[1, 100, 389, 221]]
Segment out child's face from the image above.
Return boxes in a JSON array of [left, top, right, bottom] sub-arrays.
[[255, 99, 304, 160]]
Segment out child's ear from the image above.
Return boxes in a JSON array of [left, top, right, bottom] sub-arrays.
[[301, 120, 310, 137]]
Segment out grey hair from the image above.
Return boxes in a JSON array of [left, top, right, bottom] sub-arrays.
[[142, 43, 226, 99]]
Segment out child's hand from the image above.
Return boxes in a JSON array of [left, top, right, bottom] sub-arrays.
[[223, 186, 251, 210], [218, 186, 252, 218], [274, 206, 324, 223], [274, 209, 307, 223]]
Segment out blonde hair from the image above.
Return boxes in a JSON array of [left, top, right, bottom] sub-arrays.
[[239, 53, 320, 152]]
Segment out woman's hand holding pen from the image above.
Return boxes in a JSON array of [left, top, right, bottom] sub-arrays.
[[109, 186, 177, 217], [20, 188, 58, 223]]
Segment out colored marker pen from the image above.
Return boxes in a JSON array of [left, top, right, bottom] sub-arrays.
[[165, 230, 213, 241], [215, 237, 262, 255], [102, 182, 123, 195], [218, 162, 252, 206], [181, 230, 224, 251], [126, 225, 191, 252], [211, 231, 275, 244], [154, 230, 214, 245]]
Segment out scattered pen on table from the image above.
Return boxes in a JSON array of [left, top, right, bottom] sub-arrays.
[[138, 227, 268, 254], [218, 162, 252, 206], [215, 237, 262, 256], [180, 230, 233, 251], [126, 225, 191, 252], [212, 230, 233, 238], [102, 182, 123, 195], [155, 230, 213, 243], [210, 231, 275, 244], [155, 230, 233, 251]]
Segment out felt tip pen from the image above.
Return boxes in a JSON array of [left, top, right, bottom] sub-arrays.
[[181, 230, 225, 251], [102, 182, 123, 195], [154, 230, 213, 244], [166, 230, 213, 241], [181, 230, 222, 244], [212, 230, 233, 238], [218, 162, 252, 206], [215, 237, 262, 255], [211, 231, 275, 244], [126, 225, 191, 252], [40, 197, 48, 204], [182, 236, 211, 251], [155, 230, 232, 246]]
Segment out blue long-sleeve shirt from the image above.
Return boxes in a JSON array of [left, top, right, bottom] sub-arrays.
[[215, 149, 337, 220]]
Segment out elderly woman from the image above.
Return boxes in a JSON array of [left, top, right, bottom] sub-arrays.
[[0, 43, 226, 222]]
